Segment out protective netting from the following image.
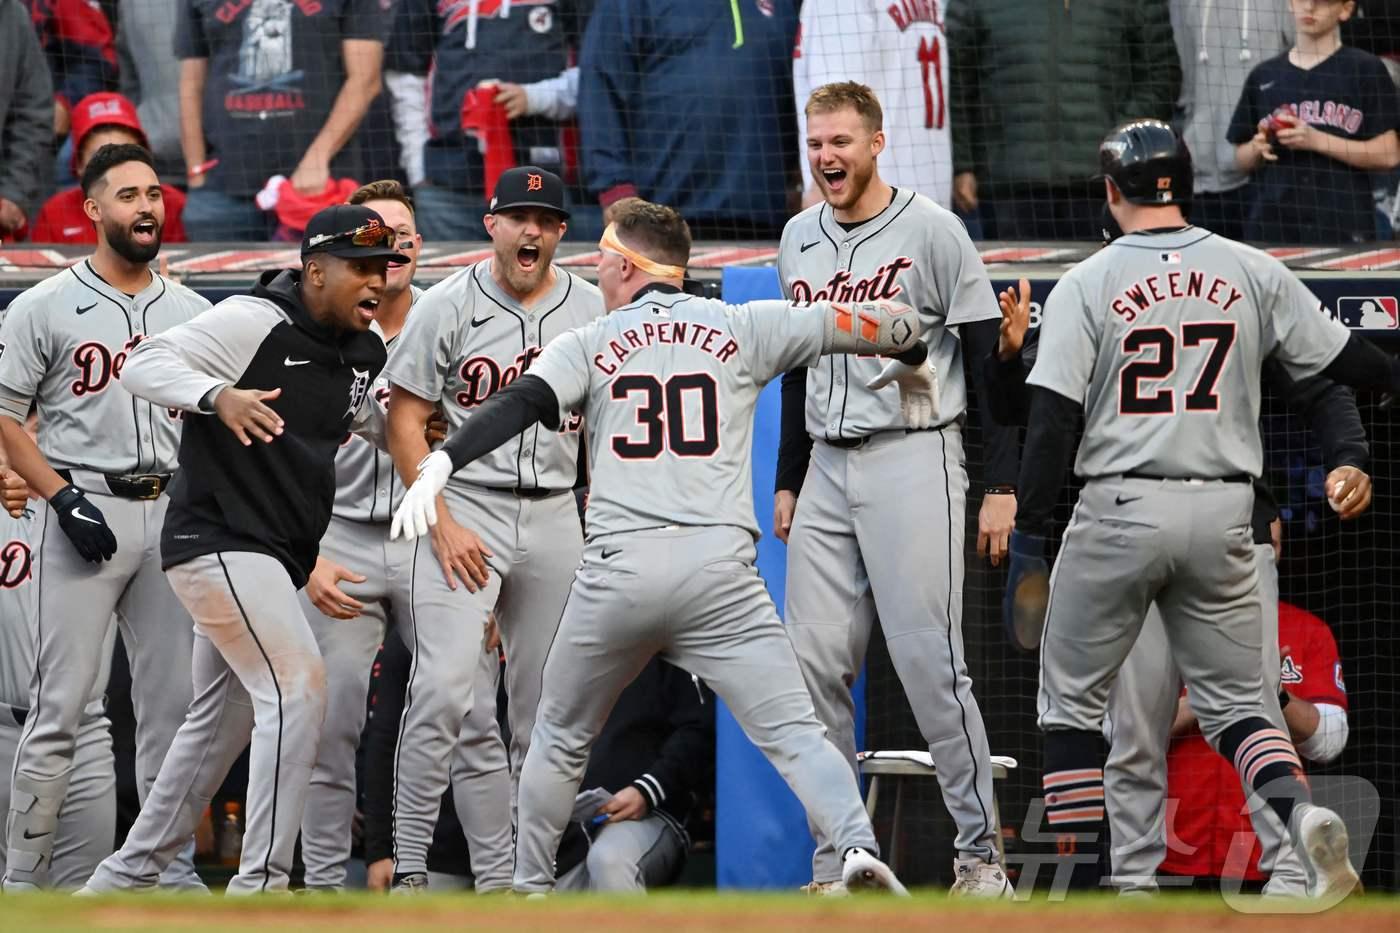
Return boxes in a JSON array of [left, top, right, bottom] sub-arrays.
[[3, 1, 1400, 245]]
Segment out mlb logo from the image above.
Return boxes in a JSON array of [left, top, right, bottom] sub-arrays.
[[1159, 251, 1181, 264], [1337, 296, 1399, 329]]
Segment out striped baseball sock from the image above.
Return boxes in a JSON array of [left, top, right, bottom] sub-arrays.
[[1215, 717, 1309, 829], [1042, 729, 1107, 891]]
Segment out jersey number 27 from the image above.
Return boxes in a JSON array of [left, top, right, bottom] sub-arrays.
[[1120, 322, 1236, 415]]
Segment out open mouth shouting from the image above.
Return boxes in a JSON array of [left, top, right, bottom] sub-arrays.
[[821, 167, 849, 195], [517, 243, 542, 272], [131, 217, 160, 247], [356, 296, 380, 323]]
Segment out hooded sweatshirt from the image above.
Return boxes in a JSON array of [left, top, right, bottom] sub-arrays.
[[1170, 0, 1293, 195], [120, 269, 388, 587]]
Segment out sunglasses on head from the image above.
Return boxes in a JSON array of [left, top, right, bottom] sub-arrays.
[[307, 220, 395, 251]]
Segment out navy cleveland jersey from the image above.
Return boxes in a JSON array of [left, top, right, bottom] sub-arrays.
[[1227, 45, 1400, 243]]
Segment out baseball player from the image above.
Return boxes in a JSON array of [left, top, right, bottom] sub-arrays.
[[990, 211, 1372, 896], [0, 501, 118, 889], [0, 144, 208, 892], [297, 179, 514, 891], [79, 204, 405, 894], [773, 81, 1018, 896], [391, 199, 926, 895], [1004, 119, 1400, 901], [382, 166, 602, 890]]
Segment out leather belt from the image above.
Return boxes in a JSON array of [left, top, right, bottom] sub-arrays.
[[823, 427, 942, 450], [484, 486, 567, 500], [57, 468, 173, 500], [1123, 471, 1251, 485]]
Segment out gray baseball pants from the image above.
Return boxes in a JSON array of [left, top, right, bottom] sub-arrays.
[[4, 490, 199, 890], [785, 428, 999, 881], [391, 486, 579, 877], [513, 525, 877, 893], [85, 551, 325, 894], [1104, 542, 1307, 894]]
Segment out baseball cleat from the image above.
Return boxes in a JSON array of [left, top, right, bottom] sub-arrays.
[[798, 879, 849, 897], [390, 871, 429, 894], [1292, 804, 1360, 904], [949, 857, 1014, 899], [841, 848, 909, 896]]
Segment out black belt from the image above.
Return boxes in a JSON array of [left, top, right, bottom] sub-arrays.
[[2, 703, 26, 726], [1123, 471, 1251, 485], [56, 469, 173, 500], [484, 486, 566, 500], [824, 427, 941, 450]]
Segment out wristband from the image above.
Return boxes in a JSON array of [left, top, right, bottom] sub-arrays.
[[1278, 688, 1291, 710], [188, 158, 220, 177], [986, 484, 1016, 495]]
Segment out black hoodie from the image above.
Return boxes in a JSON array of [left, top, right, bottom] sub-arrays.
[[120, 269, 388, 587]]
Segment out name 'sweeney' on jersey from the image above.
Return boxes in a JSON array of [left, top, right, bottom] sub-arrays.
[[593, 320, 741, 375], [1111, 269, 1245, 323]]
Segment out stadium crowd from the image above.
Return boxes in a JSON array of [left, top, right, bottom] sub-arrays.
[[2, 0, 1400, 246]]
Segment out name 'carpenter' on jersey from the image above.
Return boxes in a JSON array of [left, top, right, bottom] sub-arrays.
[[593, 319, 740, 375]]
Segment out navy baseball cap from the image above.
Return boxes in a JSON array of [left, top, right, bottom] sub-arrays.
[[302, 205, 409, 263], [489, 166, 570, 219]]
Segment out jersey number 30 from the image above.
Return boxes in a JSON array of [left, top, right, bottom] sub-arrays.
[[611, 373, 719, 459], [1120, 322, 1236, 415]]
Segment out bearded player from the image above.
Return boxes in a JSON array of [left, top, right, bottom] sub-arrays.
[[774, 81, 1018, 897], [0, 144, 208, 891]]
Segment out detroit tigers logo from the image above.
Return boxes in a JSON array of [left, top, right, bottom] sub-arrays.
[[526, 173, 544, 192], [70, 334, 146, 397], [790, 257, 913, 305], [0, 539, 32, 588], [345, 368, 371, 419], [455, 347, 544, 408]]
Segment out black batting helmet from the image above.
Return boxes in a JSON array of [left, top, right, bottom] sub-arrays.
[[1096, 119, 1192, 206]]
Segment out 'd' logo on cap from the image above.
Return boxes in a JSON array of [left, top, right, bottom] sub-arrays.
[[527, 173, 543, 192]]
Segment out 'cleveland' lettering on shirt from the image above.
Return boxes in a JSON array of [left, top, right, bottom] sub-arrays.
[[1110, 270, 1244, 323], [593, 322, 740, 375]]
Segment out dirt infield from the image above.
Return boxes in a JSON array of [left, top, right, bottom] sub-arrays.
[[2, 891, 1395, 933]]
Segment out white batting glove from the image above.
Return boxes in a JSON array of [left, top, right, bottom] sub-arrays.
[[866, 359, 939, 430], [390, 450, 454, 541]]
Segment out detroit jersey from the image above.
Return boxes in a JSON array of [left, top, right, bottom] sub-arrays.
[[778, 188, 999, 439], [0, 262, 211, 474], [1027, 227, 1350, 480], [528, 288, 829, 539], [385, 262, 602, 491], [794, 0, 954, 207], [332, 286, 423, 523]]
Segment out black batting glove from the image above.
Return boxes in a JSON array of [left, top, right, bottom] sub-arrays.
[[50, 484, 118, 563]]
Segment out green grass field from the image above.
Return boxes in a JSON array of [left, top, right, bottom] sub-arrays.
[[1, 890, 1397, 933]]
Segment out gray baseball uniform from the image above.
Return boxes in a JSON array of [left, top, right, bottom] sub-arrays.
[[382, 261, 601, 877], [0, 509, 117, 889], [298, 286, 514, 890], [512, 288, 905, 892], [1029, 228, 1349, 745], [1104, 543, 1308, 895], [777, 190, 1003, 876], [0, 262, 207, 891]]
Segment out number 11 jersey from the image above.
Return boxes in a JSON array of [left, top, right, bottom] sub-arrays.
[[1026, 227, 1350, 481]]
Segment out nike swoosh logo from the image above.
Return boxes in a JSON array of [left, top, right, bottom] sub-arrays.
[[284, 357, 311, 366], [800, 241, 821, 253], [601, 548, 622, 559], [471, 315, 494, 327], [71, 506, 100, 525], [1261, 81, 1276, 91], [76, 303, 96, 315], [22, 828, 51, 840], [1115, 495, 1142, 506]]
